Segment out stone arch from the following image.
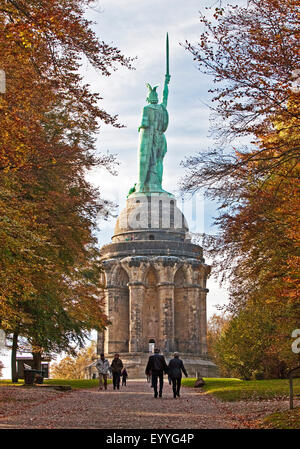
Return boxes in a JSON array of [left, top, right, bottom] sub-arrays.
[[141, 263, 161, 285], [142, 266, 159, 351], [109, 266, 129, 353], [174, 266, 189, 352], [109, 262, 130, 286]]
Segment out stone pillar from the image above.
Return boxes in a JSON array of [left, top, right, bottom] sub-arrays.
[[158, 282, 175, 354], [128, 282, 144, 352], [186, 285, 202, 354], [103, 287, 109, 354], [199, 289, 208, 354], [97, 329, 105, 355], [96, 286, 108, 355], [105, 286, 129, 354]]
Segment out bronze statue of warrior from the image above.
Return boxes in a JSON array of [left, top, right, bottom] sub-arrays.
[[133, 34, 171, 194]]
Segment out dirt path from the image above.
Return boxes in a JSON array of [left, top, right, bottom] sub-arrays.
[[0, 380, 294, 429]]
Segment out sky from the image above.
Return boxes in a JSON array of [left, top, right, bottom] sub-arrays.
[[81, 0, 251, 318]]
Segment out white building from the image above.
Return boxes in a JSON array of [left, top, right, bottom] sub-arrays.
[[0, 330, 50, 379], [0, 330, 11, 379]]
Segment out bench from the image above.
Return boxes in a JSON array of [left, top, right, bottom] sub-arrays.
[[23, 363, 45, 385]]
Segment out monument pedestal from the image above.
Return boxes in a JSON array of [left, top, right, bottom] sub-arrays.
[[104, 352, 218, 379]]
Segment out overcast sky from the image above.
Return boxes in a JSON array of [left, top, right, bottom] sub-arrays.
[[81, 0, 250, 318]]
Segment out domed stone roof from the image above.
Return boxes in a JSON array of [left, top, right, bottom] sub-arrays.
[[112, 192, 189, 243]]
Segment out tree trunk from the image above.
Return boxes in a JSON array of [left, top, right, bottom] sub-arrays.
[[32, 351, 42, 370], [11, 332, 18, 383]]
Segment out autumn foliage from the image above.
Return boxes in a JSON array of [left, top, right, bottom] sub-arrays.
[[183, 0, 300, 378], [51, 341, 97, 379], [0, 0, 132, 379]]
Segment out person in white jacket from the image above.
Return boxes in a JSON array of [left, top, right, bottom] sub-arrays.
[[95, 353, 111, 391]]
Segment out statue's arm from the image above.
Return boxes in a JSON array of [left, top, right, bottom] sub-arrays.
[[162, 74, 171, 107], [138, 106, 149, 132]]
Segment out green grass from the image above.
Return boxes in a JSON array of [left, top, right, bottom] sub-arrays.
[[182, 377, 300, 402], [0, 378, 111, 389], [261, 407, 300, 429], [0, 379, 24, 386]]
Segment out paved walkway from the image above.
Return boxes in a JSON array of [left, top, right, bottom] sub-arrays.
[[0, 380, 293, 429]]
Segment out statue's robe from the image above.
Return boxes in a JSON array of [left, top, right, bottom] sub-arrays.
[[137, 102, 169, 192]]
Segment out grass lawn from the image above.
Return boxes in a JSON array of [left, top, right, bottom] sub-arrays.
[[0, 379, 24, 387], [0, 378, 111, 389], [182, 377, 300, 402]]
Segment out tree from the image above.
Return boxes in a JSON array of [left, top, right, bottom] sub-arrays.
[[182, 0, 299, 198], [184, 0, 299, 140], [182, 0, 300, 377], [0, 0, 133, 171], [207, 313, 230, 376], [51, 341, 97, 379], [0, 0, 132, 379], [214, 304, 297, 380]]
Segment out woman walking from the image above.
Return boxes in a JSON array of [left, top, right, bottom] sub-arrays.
[[168, 352, 188, 398]]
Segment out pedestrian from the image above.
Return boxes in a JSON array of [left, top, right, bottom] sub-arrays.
[[168, 352, 188, 398], [111, 353, 123, 390], [145, 347, 168, 398], [121, 367, 128, 386], [95, 353, 111, 391]]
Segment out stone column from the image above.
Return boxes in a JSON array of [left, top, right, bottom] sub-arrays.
[[186, 285, 202, 354], [103, 287, 110, 354], [97, 286, 108, 355], [103, 284, 130, 354], [105, 286, 125, 354], [157, 282, 175, 354], [128, 282, 145, 353], [199, 288, 208, 354]]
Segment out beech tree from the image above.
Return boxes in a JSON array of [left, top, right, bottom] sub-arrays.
[[0, 0, 132, 171], [182, 0, 300, 377], [0, 0, 132, 380]]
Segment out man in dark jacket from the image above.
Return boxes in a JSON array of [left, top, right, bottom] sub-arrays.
[[145, 347, 168, 398], [110, 353, 123, 390], [168, 352, 188, 398]]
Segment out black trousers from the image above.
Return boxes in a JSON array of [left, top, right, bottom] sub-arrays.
[[113, 371, 121, 389], [151, 370, 164, 396], [171, 377, 182, 396]]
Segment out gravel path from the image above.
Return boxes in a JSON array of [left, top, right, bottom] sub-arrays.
[[0, 380, 296, 429]]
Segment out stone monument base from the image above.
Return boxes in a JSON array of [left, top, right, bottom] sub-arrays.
[[106, 352, 218, 379]]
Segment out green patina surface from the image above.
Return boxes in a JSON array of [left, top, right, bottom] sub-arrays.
[[129, 34, 171, 196]]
